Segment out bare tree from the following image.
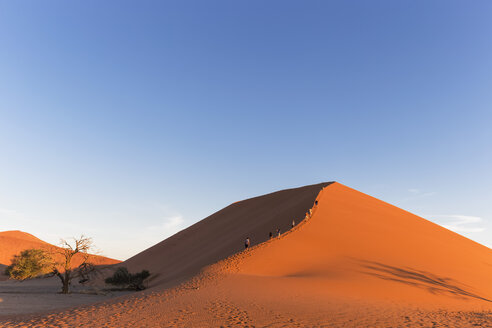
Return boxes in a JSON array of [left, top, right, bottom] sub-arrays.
[[51, 235, 95, 294]]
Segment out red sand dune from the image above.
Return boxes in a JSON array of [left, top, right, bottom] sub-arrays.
[[0, 231, 51, 266], [0, 230, 120, 271], [1, 182, 491, 327], [234, 182, 492, 308]]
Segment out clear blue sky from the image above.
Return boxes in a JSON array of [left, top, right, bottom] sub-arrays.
[[0, 1, 490, 260]]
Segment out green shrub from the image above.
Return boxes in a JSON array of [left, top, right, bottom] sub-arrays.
[[105, 267, 150, 291], [5, 249, 52, 280]]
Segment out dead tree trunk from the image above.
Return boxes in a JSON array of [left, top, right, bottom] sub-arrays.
[[54, 269, 72, 294]]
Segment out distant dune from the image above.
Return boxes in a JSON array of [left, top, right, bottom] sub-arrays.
[[1, 182, 491, 327], [0, 230, 120, 272]]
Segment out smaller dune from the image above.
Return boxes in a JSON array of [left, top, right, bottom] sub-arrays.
[[0, 230, 120, 270]]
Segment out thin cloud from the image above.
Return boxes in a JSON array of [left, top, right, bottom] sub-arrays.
[[401, 189, 436, 202], [0, 207, 20, 217], [141, 215, 185, 243], [106, 214, 187, 260], [428, 214, 485, 233], [158, 215, 185, 235], [0, 206, 30, 229]]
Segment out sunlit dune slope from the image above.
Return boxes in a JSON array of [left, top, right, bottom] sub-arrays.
[[233, 182, 492, 308], [0, 230, 120, 269], [124, 182, 332, 288], [0, 231, 51, 266]]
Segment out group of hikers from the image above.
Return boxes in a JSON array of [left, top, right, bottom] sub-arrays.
[[244, 199, 320, 249]]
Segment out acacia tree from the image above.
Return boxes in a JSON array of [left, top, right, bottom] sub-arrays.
[[51, 235, 95, 294], [5, 249, 52, 280]]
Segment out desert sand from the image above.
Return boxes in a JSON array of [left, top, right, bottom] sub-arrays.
[[0, 182, 490, 327], [0, 276, 131, 316]]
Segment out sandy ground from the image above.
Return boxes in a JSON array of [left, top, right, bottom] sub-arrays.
[[0, 276, 130, 317], [0, 267, 489, 327], [0, 182, 490, 327]]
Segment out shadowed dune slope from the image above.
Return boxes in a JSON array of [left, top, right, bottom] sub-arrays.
[[124, 182, 332, 288], [234, 182, 492, 307], [0, 230, 120, 269]]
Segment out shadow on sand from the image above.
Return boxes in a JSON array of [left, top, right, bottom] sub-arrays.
[[354, 259, 491, 303]]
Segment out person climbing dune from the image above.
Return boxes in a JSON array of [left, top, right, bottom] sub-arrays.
[[244, 237, 250, 249]]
